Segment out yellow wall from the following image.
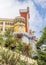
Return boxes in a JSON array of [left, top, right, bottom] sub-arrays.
[[0, 19, 14, 32], [14, 24, 26, 32], [0, 18, 26, 33]]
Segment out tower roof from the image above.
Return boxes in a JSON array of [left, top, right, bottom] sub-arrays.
[[14, 16, 25, 23]]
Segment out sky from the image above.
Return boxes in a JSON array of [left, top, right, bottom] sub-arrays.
[[0, 0, 46, 39]]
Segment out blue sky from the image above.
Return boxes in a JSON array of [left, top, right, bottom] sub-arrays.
[[0, 0, 46, 39]]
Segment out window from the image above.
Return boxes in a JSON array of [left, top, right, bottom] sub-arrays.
[[0, 22, 3, 24], [0, 27, 3, 31], [5, 22, 14, 25]]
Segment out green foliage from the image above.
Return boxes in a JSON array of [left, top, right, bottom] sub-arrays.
[[4, 28, 13, 38], [35, 27, 46, 65], [36, 27, 46, 47], [0, 34, 5, 46], [0, 28, 36, 65], [38, 50, 46, 61], [37, 59, 46, 65], [20, 61, 26, 65], [5, 37, 32, 57], [0, 47, 37, 65], [0, 47, 20, 65], [35, 48, 46, 65], [5, 37, 16, 50], [0, 34, 3, 44]]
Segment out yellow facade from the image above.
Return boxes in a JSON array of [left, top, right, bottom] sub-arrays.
[[14, 24, 26, 32], [14, 17, 26, 32], [0, 18, 14, 32], [0, 17, 26, 33]]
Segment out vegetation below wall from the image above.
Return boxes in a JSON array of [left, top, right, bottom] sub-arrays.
[[0, 27, 46, 65], [35, 27, 46, 65], [36, 27, 46, 48], [0, 46, 37, 65], [0, 28, 38, 65]]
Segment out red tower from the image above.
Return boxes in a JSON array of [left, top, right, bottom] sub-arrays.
[[20, 7, 30, 32]]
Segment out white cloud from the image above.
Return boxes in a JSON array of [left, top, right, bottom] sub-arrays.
[[27, 0, 43, 38], [0, 0, 29, 18], [34, 0, 46, 8], [0, 0, 15, 18], [0, 0, 45, 38]]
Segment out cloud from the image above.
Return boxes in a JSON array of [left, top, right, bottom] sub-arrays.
[[0, 0, 16, 18], [0, 0, 46, 38], [17, 0, 26, 2], [0, 0, 29, 18], [27, 0, 43, 38], [33, 0, 46, 8]]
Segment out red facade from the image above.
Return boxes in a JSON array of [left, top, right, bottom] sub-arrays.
[[20, 12, 28, 32], [20, 7, 30, 33]]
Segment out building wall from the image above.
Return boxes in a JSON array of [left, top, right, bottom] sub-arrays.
[[0, 17, 26, 33], [0, 19, 14, 33], [14, 24, 26, 32], [14, 17, 26, 32]]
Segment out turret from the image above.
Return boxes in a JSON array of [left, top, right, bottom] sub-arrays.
[[20, 7, 30, 32]]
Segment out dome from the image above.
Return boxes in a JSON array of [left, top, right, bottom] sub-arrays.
[[14, 16, 25, 24]]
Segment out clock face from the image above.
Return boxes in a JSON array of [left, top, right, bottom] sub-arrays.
[[19, 25, 23, 31]]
